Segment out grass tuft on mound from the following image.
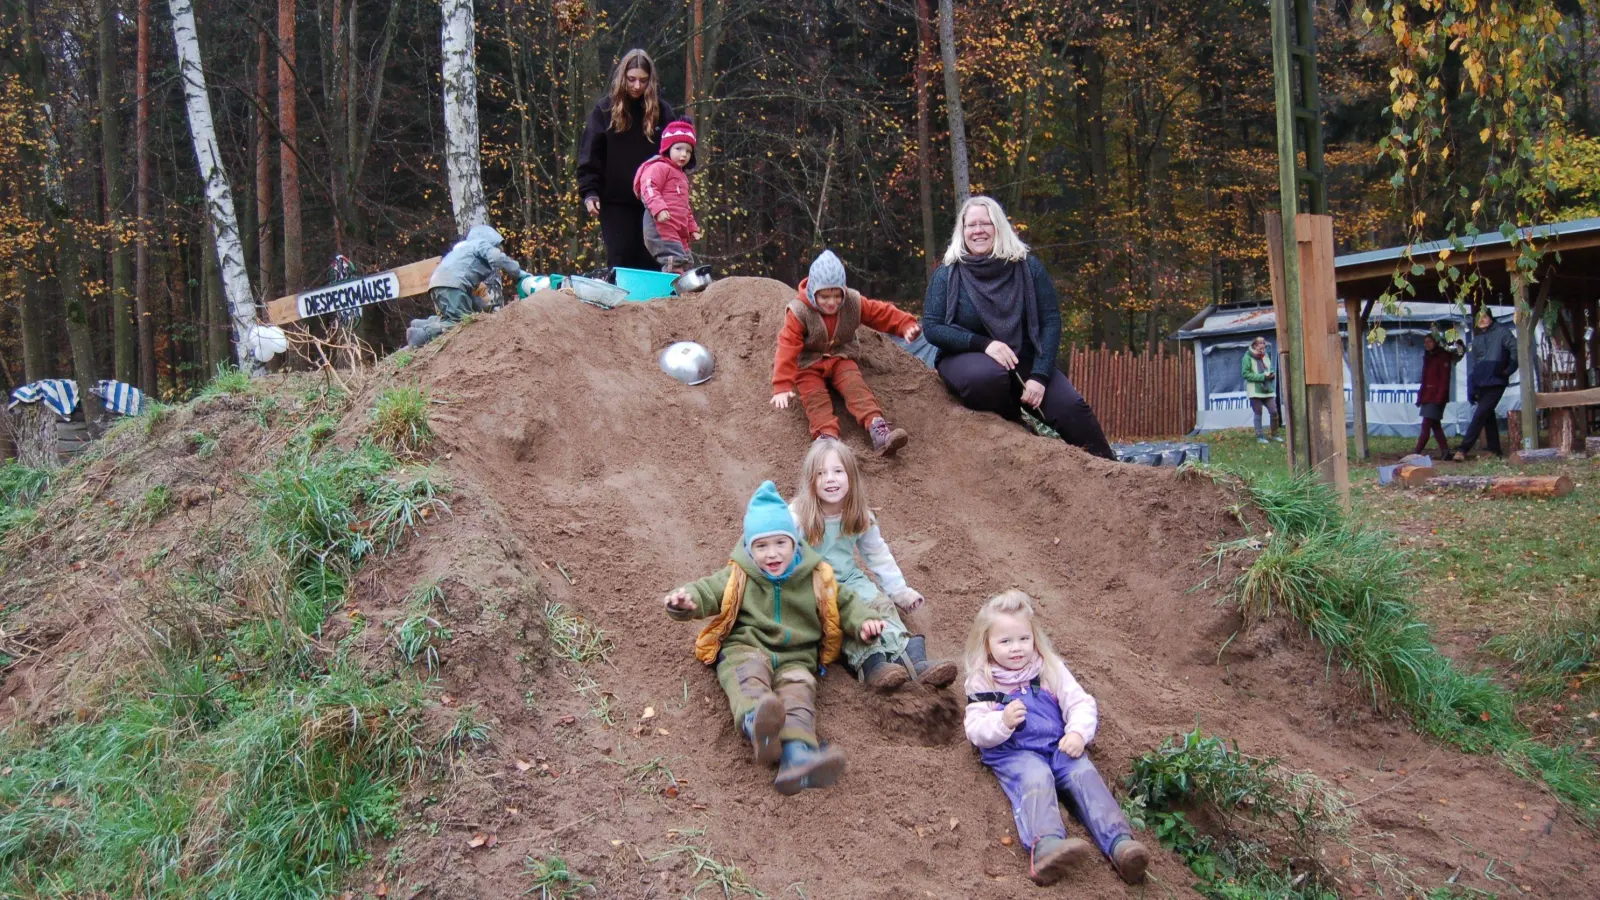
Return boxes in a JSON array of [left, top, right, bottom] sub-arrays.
[[0, 412, 453, 898], [1203, 466, 1600, 822], [371, 386, 435, 454]]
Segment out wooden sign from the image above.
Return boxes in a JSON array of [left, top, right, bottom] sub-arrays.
[[265, 257, 441, 325]]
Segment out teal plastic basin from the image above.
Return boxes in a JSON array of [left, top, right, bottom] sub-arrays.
[[612, 267, 679, 301]]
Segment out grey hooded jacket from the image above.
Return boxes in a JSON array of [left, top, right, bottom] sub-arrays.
[[1465, 318, 1518, 398], [428, 225, 527, 293]]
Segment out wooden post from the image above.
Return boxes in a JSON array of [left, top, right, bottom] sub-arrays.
[[1510, 261, 1537, 451], [1346, 296, 1369, 459], [1269, 0, 1311, 475]]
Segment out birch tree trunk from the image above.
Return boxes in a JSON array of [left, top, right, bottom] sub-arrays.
[[440, 0, 496, 304], [99, 0, 136, 385], [440, 0, 488, 235], [936, 0, 970, 206], [278, 0, 304, 292], [136, 0, 157, 393], [170, 0, 260, 369]]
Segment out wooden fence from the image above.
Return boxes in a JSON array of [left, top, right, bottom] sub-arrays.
[[1065, 346, 1196, 439]]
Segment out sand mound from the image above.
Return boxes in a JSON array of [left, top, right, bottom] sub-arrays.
[[371, 278, 1596, 897], [4, 276, 1593, 898]]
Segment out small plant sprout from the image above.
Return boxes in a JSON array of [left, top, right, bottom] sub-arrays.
[[543, 601, 611, 664], [649, 844, 767, 899], [394, 580, 451, 672], [522, 853, 593, 898], [371, 386, 435, 453], [187, 430, 220, 459], [439, 705, 491, 752]]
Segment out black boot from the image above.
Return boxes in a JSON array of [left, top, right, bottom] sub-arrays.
[[905, 635, 958, 688], [859, 652, 910, 692]]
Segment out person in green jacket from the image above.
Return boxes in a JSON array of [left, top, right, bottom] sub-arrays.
[[1242, 336, 1283, 444], [664, 480, 886, 794]]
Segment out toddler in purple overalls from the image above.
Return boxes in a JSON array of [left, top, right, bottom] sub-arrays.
[[963, 590, 1150, 886]]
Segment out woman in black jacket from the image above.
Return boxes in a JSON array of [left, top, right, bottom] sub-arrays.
[[577, 49, 676, 271], [921, 196, 1114, 459]]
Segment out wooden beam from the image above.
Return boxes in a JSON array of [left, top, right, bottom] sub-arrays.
[[1510, 261, 1537, 451], [265, 256, 441, 325], [1335, 231, 1600, 284], [1535, 386, 1600, 409], [1346, 295, 1369, 459]]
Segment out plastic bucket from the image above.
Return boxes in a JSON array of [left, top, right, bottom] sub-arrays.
[[613, 267, 680, 301]]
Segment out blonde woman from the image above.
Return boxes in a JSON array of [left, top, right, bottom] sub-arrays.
[[963, 590, 1149, 886], [577, 49, 675, 270], [921, 197, 1114, 458], [789, 440, 956, 691]]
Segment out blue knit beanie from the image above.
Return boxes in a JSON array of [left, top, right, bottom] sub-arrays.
[[742, 481, 798, 553], [805, 250, 847, 306]]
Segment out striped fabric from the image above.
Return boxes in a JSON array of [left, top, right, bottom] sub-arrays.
[[8, 379, 80, 417], [7, 379, 146, 418], [93, 380, 146, 417]]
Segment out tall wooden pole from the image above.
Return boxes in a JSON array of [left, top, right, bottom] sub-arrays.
[[1346, 297, 1369, 459], [278, 0, 303, 293], [1510, 262, 1537, 451], [1270, 0, 1310, 474]]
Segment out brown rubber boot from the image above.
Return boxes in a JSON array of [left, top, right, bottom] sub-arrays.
[[745, 693, 785, 766], [905, 635, 958, 688], [1111, 837, 1151, 884], [868, 418, 909, 456], [1028, 836, 1092, 886], [860, 653, 910, 692]]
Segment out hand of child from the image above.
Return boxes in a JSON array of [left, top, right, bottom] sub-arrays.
[[1001, 699, 1027, 730], [770, 391, 793, 410], [858, 619, 887, 641], [692, 230, 703, 241], [1058, 731, 1086, 758], [902, 323, 922, 342], [662, 589, 695, 613], [890, 588, 924, 611], [656, 210, 672, 223]]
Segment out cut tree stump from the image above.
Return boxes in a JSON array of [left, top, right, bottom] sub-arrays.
[[1393, 463, 1438, 487], [1514, 448, 1568, 463], [1422, 474, 1574, 498], [1549, 408, 1581, 454]]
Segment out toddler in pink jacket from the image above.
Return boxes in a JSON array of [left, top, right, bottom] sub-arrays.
[[632, 119, 700, 273], [964, 590, 1149, 887]]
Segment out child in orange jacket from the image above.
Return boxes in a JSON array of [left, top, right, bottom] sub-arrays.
[[770, 250, 921, 456]]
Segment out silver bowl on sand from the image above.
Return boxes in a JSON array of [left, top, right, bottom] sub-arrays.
[[659, 341, 715, 385], [672, 265, 714, 294]]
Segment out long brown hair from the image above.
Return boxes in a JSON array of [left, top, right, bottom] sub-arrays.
[[607, 49, 661, 139], [792, 440, 871, 546]]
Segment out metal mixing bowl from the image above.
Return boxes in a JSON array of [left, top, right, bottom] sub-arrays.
[[672, 265, 714, 294], [659, 341, 715, 385]]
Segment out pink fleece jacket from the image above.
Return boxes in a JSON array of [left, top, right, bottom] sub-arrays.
[[633, 155, 698, 246], [963, 657, 1100, 749]]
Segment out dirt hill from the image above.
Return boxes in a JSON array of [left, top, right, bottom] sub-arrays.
[[4, 277, 1595, 899]]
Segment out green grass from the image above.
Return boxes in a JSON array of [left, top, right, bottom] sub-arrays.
[[393, 581, 451, 673], [1201, 456, 1600, 821], [523, 853, 593, 898], [187, 430, 220, 459], [0, 461, 49, 539], [371, 386, 435, 454], [1125, 728, 1349, 900], [197, 364, 252, 400], [649, 843, 766, 899], [125, 484, 174, 528], [543, 601, 611, 664], [0, 419, 452, 897], [1484, 598, 1600, 698]]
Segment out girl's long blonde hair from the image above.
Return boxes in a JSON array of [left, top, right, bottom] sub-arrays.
[[962, 590, 1068, 699], [942, 196, 1031, 265], [792, 440, 871, 546], [607, 49, 662, 139]]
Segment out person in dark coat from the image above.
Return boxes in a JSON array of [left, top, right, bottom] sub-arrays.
[[577, 49, 675, 271], [1453, 307, 1518, 460], [1414, 331, 1464, 456], [921, 196, 1115, 459]]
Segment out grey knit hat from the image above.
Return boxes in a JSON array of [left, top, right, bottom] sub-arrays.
[[805, 250, 847, 305]]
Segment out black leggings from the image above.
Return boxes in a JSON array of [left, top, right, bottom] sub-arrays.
[[936, 351, 1115, 459], [598, 200, 659, 271]]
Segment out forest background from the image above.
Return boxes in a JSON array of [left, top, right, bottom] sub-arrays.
[[2, 0, 1599, 400]]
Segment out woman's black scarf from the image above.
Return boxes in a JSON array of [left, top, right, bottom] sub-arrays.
[[943, 253, 1042, 353]]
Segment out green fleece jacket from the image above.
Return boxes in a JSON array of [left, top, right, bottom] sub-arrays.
[[1242, 350, 1277, 399], [668, 542, 876, 670]]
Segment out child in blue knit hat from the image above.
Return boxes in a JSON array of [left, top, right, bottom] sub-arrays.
[[663, 481, 886, 793]]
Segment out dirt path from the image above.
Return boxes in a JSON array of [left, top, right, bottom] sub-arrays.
[[359, 279, 1598, 898]]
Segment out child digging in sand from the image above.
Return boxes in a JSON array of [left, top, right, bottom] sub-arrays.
[[789, 439, 957, 692], [963, 590, 1150, 886], [663, 481, 887, 794], [771, 250, 922, 456]]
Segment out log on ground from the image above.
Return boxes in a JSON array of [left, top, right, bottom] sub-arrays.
[[1421, 474, 1574, 498]]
